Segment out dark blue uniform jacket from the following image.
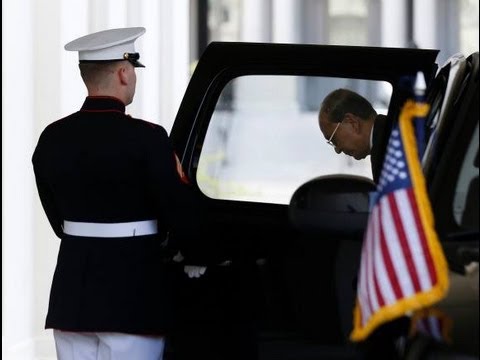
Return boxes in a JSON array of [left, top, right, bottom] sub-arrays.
[[32, 96, 196, 334]]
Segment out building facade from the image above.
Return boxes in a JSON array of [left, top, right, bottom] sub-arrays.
[[2, 1, 478, 358]]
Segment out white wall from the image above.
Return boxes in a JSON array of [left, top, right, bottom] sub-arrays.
[[2, 0, 37, 358], [2, 1, 190, 359]]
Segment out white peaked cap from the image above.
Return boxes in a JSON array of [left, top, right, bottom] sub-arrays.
[[64, 27, 146, 67]]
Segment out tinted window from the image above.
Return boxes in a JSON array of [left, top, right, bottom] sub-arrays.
[[197, 75, 392, 204]]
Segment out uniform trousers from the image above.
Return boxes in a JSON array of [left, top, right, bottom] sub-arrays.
[[53, 330, 165, 360]]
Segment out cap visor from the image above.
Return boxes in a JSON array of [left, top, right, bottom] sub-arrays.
[[132, 60, 145, 68]]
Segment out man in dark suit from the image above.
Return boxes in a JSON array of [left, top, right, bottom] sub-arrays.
[[318, 88, 410, 358], [318, 88, 388, 183], [32, 27, 196, 360]]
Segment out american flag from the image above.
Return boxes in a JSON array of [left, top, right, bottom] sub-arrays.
[[350, 91, 450, 342], [409, 307, 452, 343]]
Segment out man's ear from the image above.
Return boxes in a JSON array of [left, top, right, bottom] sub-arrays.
[[344, 113, 361, 133], [118, 66, 129, 85]]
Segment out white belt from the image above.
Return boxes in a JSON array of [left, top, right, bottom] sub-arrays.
[[63, 220, 158, 238]]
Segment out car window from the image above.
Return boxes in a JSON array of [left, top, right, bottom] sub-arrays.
[[196, 75, 392, 204]]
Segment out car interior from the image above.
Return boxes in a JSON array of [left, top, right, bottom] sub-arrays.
[[257, 52, 479, 358], [276, 52, 480, 359]]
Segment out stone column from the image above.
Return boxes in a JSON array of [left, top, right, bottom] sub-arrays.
[[241, 0, 272, 42], [272, 0, 298, 43], [413, 0, 437, 49], [381, 0, 408, 47]]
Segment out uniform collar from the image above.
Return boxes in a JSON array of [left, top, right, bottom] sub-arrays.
[[81, 96, 126, 113]]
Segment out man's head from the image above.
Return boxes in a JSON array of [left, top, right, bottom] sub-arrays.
[[78, 61, 137, 105], [318, 88, 377, 160], [65, 27, 145, 105]]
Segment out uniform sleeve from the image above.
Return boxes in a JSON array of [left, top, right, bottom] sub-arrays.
[[145, 126, 205, 264], [32, 137, 64, 239]]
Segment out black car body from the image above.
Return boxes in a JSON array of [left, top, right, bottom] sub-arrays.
[[169, 42, 479, 359]]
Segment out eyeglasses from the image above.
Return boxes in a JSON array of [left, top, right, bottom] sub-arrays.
[[326, 121, 342, 147]]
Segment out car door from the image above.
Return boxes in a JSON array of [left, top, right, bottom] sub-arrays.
[[169, 42, 439, 359]]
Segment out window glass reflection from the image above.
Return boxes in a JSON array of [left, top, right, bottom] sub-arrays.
[[197, 75, 392, 204]]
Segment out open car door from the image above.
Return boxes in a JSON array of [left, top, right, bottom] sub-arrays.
[[168, 42, 441, 359]]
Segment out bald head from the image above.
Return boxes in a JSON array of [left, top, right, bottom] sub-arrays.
[[319, 88, 376, 123], [318, 88, 377, 160]]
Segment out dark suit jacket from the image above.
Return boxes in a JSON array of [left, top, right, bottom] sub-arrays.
[[32, 96, 197, 334], [370, 114, 389, 183]]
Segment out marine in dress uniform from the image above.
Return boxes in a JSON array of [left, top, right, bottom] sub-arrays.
[[319, 90, 411, 356], [32, 27, 196, 360]]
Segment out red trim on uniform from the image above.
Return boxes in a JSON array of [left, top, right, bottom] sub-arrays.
[[174, 153, 191, 184], [86, 95, 125, 102], [81, 109, 126, 114], [80, 96, 126, 114]]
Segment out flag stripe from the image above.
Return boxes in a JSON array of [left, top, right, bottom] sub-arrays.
[[407, 189, 438, 286], [373, 271, 385, 309], [378, 207, 403, 302], [427, 317, 442, 340], [396, 189, 434, 290], [367, 217, 380, 314], [359, 223, 372, 324], [380, 196, 415, 298], [388, 192, 423, 294], [372, 210, 394, 306]]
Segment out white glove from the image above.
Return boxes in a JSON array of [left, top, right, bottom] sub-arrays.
[[172, 251, 184, 263], [184, 265, 207, 278]]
